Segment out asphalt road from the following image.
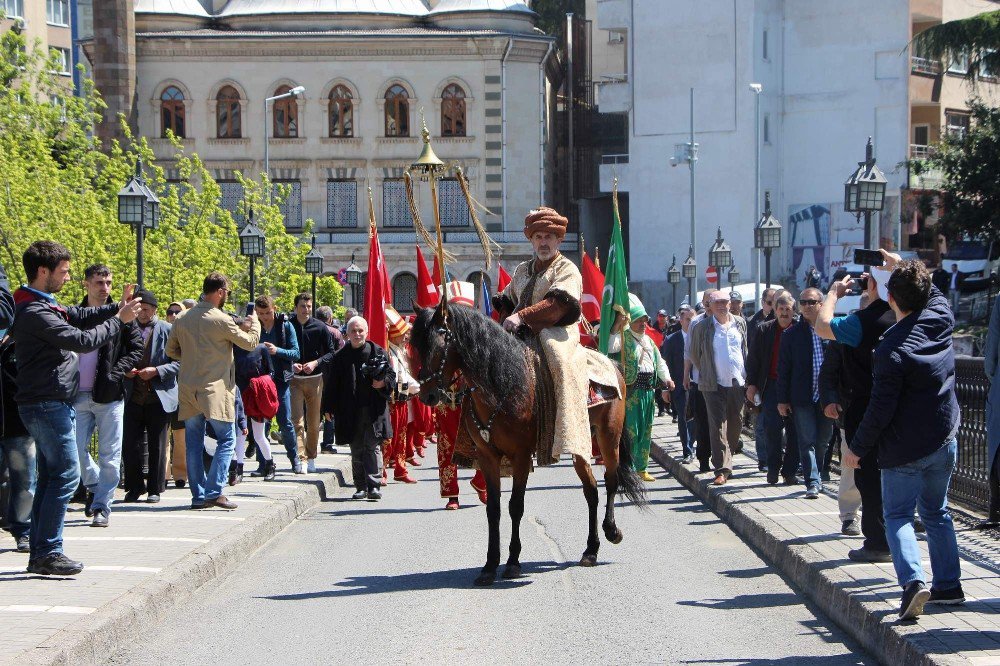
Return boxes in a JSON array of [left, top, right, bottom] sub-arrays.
[[108, 449, 872, 665]]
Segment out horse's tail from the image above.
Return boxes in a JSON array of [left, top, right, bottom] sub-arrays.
[[616, 426, 648, 507]]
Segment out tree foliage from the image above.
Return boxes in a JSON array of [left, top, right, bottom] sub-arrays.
[[0, 30, 342, 315], [919, 102, 1000, 243], [532, 0, 584, 39], [912, 10, 1000, 83]]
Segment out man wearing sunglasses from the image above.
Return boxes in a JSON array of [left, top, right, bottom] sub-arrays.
[[776, 288, 832, 499]]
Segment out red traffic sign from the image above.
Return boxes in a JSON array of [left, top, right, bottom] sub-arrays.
[[705, 267, 718, 284]]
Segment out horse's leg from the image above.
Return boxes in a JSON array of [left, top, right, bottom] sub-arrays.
[[572, 452, 601, 566], [474, 449, 503, 587], [596, 402, 626, 544], [503, 453, 531, 579]]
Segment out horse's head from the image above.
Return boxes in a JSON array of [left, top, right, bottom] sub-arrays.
[[410, 304, 461, 408]]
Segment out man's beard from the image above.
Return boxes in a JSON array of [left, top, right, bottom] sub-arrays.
[[46, 277, 65, 294]]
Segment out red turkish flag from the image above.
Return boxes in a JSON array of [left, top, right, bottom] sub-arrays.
[[415, 245, 438, 308], [581, 252, 605, 324], [645, 324, 664, 348], [363, 225, 389, 348], [492, 264, 513, 322], [432, 255, 443, 290]]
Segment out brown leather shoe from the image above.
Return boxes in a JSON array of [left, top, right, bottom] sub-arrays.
[[712, 475, 727, 486], [205, 495, 238, 510]]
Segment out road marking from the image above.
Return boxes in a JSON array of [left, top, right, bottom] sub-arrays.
[[103, 514, 244, 522], [765, 512, 840, 517], [86, 566, 162, 573], [62, 536, 209, 543], [0, 605, 96, 614]]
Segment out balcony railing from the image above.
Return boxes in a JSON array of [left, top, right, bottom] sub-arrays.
[[909, 143, 934, 159], [601, 153, 629, 165], [911, 55, 942, 75]]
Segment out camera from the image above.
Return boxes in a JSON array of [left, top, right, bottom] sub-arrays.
[[849, 276, 869, 294], [360, 351, 390, 382]]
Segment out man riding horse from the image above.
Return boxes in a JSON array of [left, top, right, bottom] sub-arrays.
[[492, 207, 592, 462]]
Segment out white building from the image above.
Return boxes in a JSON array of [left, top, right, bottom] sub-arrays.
[[98, 0, 561, 311], [588, 0, 1000, 310]]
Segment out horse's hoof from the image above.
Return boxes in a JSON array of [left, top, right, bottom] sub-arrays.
[[605, 528, 623, 544], [579, 554, 598, 567], [474, 571, 497, 587], [502, 564, 522, 579]]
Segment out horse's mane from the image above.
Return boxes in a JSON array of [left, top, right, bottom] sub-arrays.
[[411, 304, 531, 415]]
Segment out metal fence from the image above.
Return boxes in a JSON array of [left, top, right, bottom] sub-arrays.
[[953, 356, 991, 512]]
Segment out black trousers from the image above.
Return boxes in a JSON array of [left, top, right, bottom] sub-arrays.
[[690, 384, 712, 469], [123, 399, 171, 496], [350, 412, 383, 492], [845, 399, 888, 552], [989, 450, 1000, 521]]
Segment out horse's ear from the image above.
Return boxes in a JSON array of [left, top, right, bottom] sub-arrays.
[[409, 298, 418, 313]]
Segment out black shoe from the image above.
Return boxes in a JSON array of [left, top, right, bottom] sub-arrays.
[[899, 580, 930, 620], [84, 490, 95, 518], [914, 517, 926, 534], [190, 501, 206, 510], [91, 509, 110, 528], [26, 553, 84, 576], [681, 455, 693, 464], [228, 461, 238, 487], [244, 443, 256, 460], [848, 547, 893, 563], [928, 584, 965, 605], [175, 479, 186, 489], [783, 475, 799, 486], [263, 460, 276, 482], [352, 490, 368, 500], [123, 491, 142, 503], [367, 489, 382, 501], [249, 466, 267, 478], [15, 535, 29, 553], [758, 463, 767, 472], [147, 494, 160, 504], [766, 469, 779, 485], [841, 519, 861, 536], [698, 463, 711, 473], [321, 445, 336, 454]]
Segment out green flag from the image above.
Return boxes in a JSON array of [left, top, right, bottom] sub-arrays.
[[599, 185, 630, 354]]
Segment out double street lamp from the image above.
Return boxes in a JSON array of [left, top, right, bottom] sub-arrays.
[[667, 255, 680, 311], [844, 136, 888, 270], [239, 208, 265, 301], [117, 158, 160, 289], [345, 252, 362, 310], [754, 192, 782, 288], [305, 234, 324, 307]]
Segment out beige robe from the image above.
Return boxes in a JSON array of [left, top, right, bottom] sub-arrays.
[[501, 253, 592, 459]]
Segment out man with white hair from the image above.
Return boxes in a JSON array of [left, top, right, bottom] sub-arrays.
[[322, 316, 395, 500]]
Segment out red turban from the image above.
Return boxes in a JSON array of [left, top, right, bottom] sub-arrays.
[[523, 207, 569, 240]]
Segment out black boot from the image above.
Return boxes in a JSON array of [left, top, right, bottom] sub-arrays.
[[234, 464, 244, 485], [263, 459, 276, 482], [228, 461, 238, 486]]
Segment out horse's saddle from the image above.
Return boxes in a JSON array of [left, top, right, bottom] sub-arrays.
[[583, 348, 622, 408]]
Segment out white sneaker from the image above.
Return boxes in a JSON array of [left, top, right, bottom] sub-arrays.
[[307, 459, 317, 473], [294, 461, 305, 474]]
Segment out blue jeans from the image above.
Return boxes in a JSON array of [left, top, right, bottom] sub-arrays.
[[18, 401, 79, 558], [74, 392, 125, 512], [185, 414, 236, 503], [671, 387, 692, 457], [762, 382, 799, 478], [259, 381, 297, 466], [882, 439, 961, 591], [0, 435, 36, 540], [791, 401, 833, 491]]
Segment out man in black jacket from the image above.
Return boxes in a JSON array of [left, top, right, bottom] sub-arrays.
[[290, 293, 334, 473], [11, 242, 141, 575], [843, 254, 963, 619], [745, 292, 799, 485], [661, 305, 694, 461], [818, 339, 862, 536], [322, 316, 395, 501], [73, 265, 143, 526]]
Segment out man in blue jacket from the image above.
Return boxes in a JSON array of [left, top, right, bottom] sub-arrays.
[[843, 253, 962, 620], [777, 287, 832, 499]]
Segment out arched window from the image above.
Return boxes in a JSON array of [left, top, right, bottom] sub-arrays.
[[441, 84, 466, 137], [160, 86, 185, 138], [329, 85, 354, 138], [273, 84, 299, 138], [216, 85, 241, 138], [392, 272, 418, 313], [384, 84, 409, 137]]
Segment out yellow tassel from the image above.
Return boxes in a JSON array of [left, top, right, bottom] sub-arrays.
[[456, 166, 497, 270], [405, 170, 455, 263]]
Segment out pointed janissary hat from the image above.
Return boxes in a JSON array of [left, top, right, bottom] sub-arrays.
[[437, 280, 475, 307], [628, 292, 648, 322], [385, 305, 410, 340], [523, 207, 569, 241]]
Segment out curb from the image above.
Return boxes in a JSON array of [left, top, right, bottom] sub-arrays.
[[649, 438, 964, 666], [20, 461, 352, 666]]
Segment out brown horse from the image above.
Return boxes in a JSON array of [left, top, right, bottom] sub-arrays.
[[410, 303, 646, 587]]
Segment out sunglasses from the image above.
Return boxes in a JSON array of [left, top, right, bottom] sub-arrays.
[[800, 299, 821, 306], [166, 309, 181, 316]]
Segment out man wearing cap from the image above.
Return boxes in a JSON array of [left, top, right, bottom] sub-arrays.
[[608, 294, 673, 481], [728, 291, 745, 318], [492, 207, 592, 464], [385, 306, 420, 484], [122, 289, 179, 506], [688, 289, 748, 485]]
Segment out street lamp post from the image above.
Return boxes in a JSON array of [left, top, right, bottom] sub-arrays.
[[238, 208, 265, 301], [754, 192, 782, 288], [681, 245, 697, 307], [305, 234, 323, 307], [671, 89, 699, 304], [117, 158, 160, 289], [667, 255, 681, 312], [263, 86, 305, 199], [750, 83, 763, 307], [346, 252, 362, 310], [728, 264, 741, 290], [843, 136, 888, 271], [708, 227, 733, 292]]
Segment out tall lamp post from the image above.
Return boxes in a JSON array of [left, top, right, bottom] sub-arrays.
[[750, 82, 763, 307], [264, 85, 305, 199], [238, 208, 265, 301], [346, 252, 362, 310], [667, 255, 680, 312], [728, 264, 740, 290], [681, 245, 697, 305], [843, 136, 888, 270], [117, 158, 160, 289], [708, 227, 733, 292], [754, 192, 782, 288], [671, 89, 699, 303], [305, 235, 323, 307]]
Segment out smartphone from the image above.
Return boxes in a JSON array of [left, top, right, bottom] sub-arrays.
[[853, 248, 885, 267], [854, 276, 869, 290]]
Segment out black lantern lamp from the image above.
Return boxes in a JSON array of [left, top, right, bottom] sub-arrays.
[[708, 227, 732, 270], [305, 235, 324, 306], [117, 158, 160, 288], [346, 252, 362, 309], [239, 208, 265, 301]]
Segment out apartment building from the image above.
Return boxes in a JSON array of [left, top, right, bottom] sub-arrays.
[[2, 0, 75, 90]]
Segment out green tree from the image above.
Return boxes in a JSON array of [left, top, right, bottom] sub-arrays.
[[917, 102, 1000, 243], [912, 10, 1000, 82], [532, 0, 584, 39]]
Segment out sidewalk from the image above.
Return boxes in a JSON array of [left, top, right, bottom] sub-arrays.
[[1, 450, 355, 666], [649, 418, 1000, 666]]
